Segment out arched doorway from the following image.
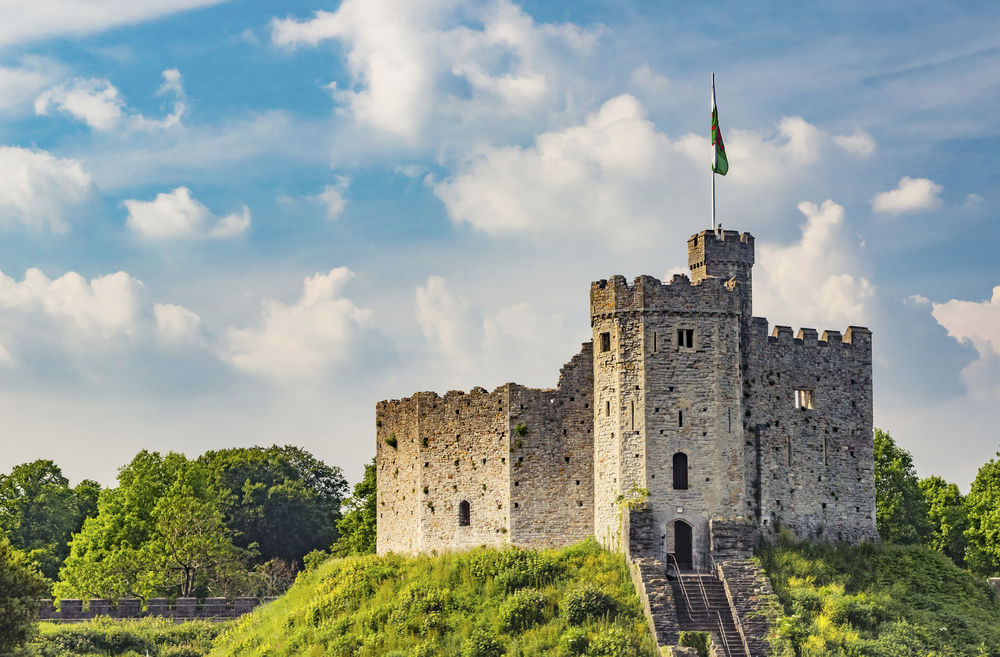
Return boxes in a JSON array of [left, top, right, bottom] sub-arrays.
[[674, 520, 693, 571]]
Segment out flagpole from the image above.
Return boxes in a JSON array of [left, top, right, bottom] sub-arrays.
[[711, 73, 716, 233]]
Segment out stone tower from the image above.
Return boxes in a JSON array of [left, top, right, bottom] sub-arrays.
[[590, 229, 751, 569]]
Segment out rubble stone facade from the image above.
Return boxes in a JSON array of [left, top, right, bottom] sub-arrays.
[[376, 229, 878, 558]]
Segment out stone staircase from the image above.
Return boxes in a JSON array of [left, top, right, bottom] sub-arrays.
[[670, 575, 749, 657]]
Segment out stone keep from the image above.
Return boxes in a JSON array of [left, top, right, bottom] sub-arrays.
[[376, 229, 878, 561]]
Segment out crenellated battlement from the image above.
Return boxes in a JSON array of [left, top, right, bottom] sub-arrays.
[[747, 318, 873, 361], [590, 273, 742, 319]]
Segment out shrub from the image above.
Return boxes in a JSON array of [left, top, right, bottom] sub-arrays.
[[469, 547, 561, 592], [561, 627, 589, 655], [498, 588, 546, 633], [678, 631, 710, 657], [561, 583, 618, 625], [514, 423, 528, 437], [386, 434, 398, 449], [461, 628, 504, 657], [586, 626, 634, 657]]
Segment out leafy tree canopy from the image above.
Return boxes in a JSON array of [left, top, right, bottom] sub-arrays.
[[334, 458, 376, 556], [0, 537, 48, 654], [964, 454, 1000, 576], [874, 428, 931, 545], [918, 475, 968, 567], [0, 460, 101, 580], [198, 445, 348, 564]]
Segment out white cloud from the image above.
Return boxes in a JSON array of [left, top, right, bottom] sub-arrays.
[[35, 69, 187, 131], [415, 275, 484, 373], [833, 128, 876, 157], [931, 287, 1000, 401], [872, 176, 943, 214], [0, 268, 145, 364], [154, 303, 202, 344], [316, 177, 350, 219], [754, 200, 875, 329], [0, 58, 64, 114], [223, 268, 376, 380], [0, 146, 91, 232], [964, 193, 984, 208], [271, 0, 597, 141], [0, 0, 233, 48], [433, 96, 849, 250], [123, 187, 250, 240]]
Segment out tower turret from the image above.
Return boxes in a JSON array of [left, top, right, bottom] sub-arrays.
[[688, 230, 754, 318]]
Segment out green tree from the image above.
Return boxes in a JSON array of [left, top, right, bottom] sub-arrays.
[[334, 458, 376, 556], [56, 450, 209, 600], [198, 445, 348, 565], [0, 460, 101, 581], [965, 455, 1000, 576], [0, 537, 48, 654], [919, 475, 968, 567], [148, 484, 246, 597], [874, 428, 930, 545]]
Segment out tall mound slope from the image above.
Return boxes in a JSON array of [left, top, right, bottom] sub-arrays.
[[211, 538, 656, 657], [760, 535, 1000, 656]]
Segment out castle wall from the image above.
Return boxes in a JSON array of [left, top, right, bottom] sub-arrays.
[[376, 397, 421, 555], [743, 321, 878, 543], [509, 344, 595, 549]]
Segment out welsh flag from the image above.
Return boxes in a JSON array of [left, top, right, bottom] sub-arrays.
[[712, 76, 728, 176]]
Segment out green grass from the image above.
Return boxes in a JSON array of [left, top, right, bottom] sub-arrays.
[[759, 533, 1000, 656], [209, 538, 656, 657], [25, 616, 228, 656]]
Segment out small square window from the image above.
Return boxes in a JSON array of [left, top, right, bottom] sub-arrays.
[[677, 328, 694, 349], [600, 332, 611, 352], [795, 389, 815, 410]]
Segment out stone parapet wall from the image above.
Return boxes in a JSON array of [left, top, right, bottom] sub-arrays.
[[37, 597, 274, 622], [716, 560, 781, 657], [744, 318, 878, 544]]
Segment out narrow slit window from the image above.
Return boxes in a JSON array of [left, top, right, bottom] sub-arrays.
[[677, 329, 694, 349], [678, 410, 684, 428], [606, 400, 611, 417], [673, 452, 689, 490], [795, 389, 815, 410], [600, 332, 611, 353], [652, 332, 657, 352], [458, 501, 470, 527], [630, 401, 634, 429], [787, 438, 793, 467], [823, 436, 828, 466]]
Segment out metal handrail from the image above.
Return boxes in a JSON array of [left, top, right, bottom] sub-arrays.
[[709, 555, 752, 657], [667, 554, 735, 657]]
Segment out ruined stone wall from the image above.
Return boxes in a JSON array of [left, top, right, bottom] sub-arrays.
[[414, 389, 511, 552], [509, 344, 595, 549], [590, 274, 745, 567], [743, 321, 878, 543], [376, 397, 420, 555]]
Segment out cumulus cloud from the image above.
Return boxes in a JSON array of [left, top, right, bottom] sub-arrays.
[[0, 146, 91, 232], [123, 187, 250, 240], [433, 96, 853, 250], [872, 176, 943, 214], [0, 58, 63, 114], [223, 268, 377, 380], [316, 177, 350, 219], [35, 69, 187, 131], [154, 303, 203, 343], [833, 128, 876, 157], [271, 0, 597, 141], [415, 275, 575, 383], [931, 287, 1000, 401], [754, 200, 875, 329]]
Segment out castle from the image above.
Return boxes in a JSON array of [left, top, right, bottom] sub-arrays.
[[375, 229, 878, 570]]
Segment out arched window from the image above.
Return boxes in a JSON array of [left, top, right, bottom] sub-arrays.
[[458, 501, 470, 526], [672, 453, 688, 490]]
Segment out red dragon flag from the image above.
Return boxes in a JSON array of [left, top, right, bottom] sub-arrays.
[[712, 74, 729, 176]]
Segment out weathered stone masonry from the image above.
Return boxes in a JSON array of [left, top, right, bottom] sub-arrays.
[[376, 226, 878, 559]]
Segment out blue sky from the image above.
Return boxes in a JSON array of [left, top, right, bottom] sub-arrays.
[[0, 0, 998, 492]]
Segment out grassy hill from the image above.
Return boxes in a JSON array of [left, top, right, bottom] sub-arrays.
[[209, 538, 657, 657], [759, 534, 1000, 656]]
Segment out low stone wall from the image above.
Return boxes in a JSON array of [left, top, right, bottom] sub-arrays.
[[38, 597, 278, 622], [715, 560, 781, 657], [625, 506, 680, 649]]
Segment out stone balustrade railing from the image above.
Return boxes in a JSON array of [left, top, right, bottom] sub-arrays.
[[38, 597, 278, 622]]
